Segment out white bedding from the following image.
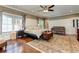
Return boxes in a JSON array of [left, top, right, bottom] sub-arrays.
[[24, 28, 48, 38]]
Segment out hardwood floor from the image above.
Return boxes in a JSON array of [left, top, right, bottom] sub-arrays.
[[0, 38, 41, 53], [22, 44, 41, 53], [16, 38, 33, 43]]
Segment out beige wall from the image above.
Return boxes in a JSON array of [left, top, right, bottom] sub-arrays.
[[25, 15, 38, 30]]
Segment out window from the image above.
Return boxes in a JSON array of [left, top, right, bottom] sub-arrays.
[[13, 16, 23, 31], [38, 19, 44, 29], [2, 15, 13, 32], [2, 13, 23, 33]]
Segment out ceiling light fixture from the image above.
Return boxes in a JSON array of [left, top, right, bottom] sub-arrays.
[[43, 10, 48, 12], [39, 5, 54, 13]]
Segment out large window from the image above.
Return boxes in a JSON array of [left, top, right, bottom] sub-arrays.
[[38, 18, 44, 29], [2, 13, 23, 33], [13, 16, 23, 31], [2, 15, 13, 32]]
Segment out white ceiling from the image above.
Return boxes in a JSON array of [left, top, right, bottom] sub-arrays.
[[3, 5, 79, 18]]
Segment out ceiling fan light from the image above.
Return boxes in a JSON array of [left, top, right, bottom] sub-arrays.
[[43, 10, 48, 12]]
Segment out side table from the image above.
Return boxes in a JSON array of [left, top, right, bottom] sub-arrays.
[[40, 31, 53, 41]]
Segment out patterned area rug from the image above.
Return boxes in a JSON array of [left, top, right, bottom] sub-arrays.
[[27, 34, 79, 53]]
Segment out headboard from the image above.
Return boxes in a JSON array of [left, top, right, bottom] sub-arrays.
[[51, 26, 65, 35]]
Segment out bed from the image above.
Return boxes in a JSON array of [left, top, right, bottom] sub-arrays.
[[24, 27, 48, 38]]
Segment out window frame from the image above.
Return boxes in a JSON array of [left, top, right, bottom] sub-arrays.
[[2, 12, 23, 33]]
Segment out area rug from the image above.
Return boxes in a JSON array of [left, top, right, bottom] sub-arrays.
[[27, 34, 79, 53]]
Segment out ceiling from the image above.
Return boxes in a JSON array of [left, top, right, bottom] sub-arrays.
[[3, 5, 79, 18]]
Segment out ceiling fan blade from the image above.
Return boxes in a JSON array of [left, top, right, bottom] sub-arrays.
[[49, 5, 54, 8], [45, 5, 47, 8], [48, 9, 54, 11], [40, 5, 44, 9]]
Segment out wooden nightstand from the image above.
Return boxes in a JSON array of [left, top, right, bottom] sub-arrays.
[[40, 31, 53, 41]]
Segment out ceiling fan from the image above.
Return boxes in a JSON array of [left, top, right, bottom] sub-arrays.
[[39, 5, 54, 12]]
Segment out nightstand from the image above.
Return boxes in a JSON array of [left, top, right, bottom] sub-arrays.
[[40, 31, 53, 41]]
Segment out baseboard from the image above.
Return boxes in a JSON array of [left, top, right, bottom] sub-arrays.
[[65, 34, 77, 36]]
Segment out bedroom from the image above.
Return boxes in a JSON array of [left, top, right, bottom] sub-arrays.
[[0, 5, 79, 53]]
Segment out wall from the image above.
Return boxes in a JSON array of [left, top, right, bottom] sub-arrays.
[[47, 16, 79, 35], [25, 15, 38, 30]]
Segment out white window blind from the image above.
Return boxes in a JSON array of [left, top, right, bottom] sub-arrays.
[[38, 19, 44, 29], [2, 13, 23, 33], [13, 16, 23, 31], [2, 15, 13, 32]]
